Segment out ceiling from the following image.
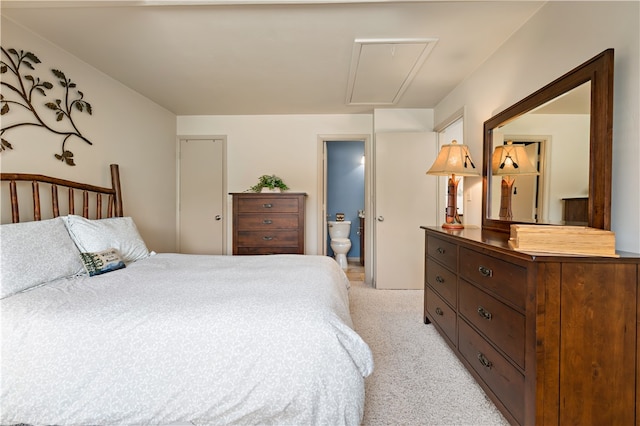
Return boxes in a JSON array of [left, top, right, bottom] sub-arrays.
[[1, 1, 545, 116]]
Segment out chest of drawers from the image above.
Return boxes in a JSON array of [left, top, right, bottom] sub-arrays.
[[231, 193, 306, 255], [422, 226, 640, 425]]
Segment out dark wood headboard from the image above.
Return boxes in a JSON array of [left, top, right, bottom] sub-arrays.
[[1, 164, 123, 223]]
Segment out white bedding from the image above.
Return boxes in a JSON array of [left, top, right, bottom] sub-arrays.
[[1, 254, 373, 425]]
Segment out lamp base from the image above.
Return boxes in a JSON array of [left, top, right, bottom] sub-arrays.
[[499, 176, 515, 221], [442, 222, 464, 230], [441, 174, 464, 230]]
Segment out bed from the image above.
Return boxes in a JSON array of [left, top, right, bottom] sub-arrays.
[[0, 165, 374, 425]]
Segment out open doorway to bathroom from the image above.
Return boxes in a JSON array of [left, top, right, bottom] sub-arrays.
[[325, 140, 365, 265]]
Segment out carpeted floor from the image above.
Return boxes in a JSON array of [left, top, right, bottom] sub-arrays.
[[348, 278, 509, 426]]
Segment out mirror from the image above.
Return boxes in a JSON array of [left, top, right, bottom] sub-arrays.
[[482, 49, 614, 233]]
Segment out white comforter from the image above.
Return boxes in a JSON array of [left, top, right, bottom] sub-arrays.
[[1, 254, 373, 425]]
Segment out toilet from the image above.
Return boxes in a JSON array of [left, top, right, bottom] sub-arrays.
[[328, 220, 352, 270]]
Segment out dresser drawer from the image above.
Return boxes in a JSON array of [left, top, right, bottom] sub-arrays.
[[425, 287, 456, 345], [459, 279, 525, 368], [459, 247, 526, 310], [426, 258, 457, 307], [236, 246, 301, 255], [236, 230, 300, 248], [427, 236, 457, 270], [458, 320, 524, 425], [236, 213, 299, 230], [236, 196, 300, 213]]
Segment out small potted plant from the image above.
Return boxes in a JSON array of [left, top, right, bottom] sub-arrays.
[[250, 174, 289, 193]]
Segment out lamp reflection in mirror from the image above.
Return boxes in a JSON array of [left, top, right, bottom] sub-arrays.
[[427, 140, 480, 229], [492, 141, 539, 220]]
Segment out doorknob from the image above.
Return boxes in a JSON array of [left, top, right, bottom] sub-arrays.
[[377, 216, 384, 222], [215, 215, 222, 221]]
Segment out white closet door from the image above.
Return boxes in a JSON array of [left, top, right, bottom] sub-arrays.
[[374, 132, 437, 289], [179, 138, 224, 254]]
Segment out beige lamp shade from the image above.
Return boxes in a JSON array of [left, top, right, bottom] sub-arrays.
[[492, 141, 539, 176], [426, 140, 480, 176]]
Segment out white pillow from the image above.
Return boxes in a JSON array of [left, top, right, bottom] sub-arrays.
[[0, 217, 85, 299], [64, 215, 150, 264]]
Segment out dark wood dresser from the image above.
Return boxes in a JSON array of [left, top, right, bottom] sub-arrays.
[[421, 225, 640, 425], [231, 192, 306, 255]]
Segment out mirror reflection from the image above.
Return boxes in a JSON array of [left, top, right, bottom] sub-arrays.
[[488, 82, 591, 224]]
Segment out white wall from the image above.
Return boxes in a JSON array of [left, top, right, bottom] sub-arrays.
[[435, 1, 640, 252], [374, 109, 434, 132], [1, 17, 178, 252], [176, 114, 373, 254]]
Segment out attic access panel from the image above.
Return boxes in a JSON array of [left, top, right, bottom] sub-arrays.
[[346, 38, 438, 105]]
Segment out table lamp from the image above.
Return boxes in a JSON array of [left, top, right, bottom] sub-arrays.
[[492, 140, 539, 220], [426, 140, 480, 229]]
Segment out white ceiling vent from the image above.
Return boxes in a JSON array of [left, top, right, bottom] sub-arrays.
[[346, 38, 438, 106]]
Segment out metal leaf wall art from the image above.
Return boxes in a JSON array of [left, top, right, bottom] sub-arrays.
[[0, 47, 94, 166]]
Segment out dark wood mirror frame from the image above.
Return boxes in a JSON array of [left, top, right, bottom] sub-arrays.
[[482, 48, 614, 233]]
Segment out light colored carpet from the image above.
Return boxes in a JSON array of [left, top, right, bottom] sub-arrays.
[[348, 280, 510, 426]]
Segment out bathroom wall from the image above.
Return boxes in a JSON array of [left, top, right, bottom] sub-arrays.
[[326, 141, 365, 259]]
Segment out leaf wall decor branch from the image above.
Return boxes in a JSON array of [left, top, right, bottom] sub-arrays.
[[0, 46, 94, 165]]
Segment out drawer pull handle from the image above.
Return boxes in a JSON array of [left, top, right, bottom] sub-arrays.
[[437, 247, 446, 254], [263, 203, 273, 208], [262, 236, 274, 241], [477, 352, 493, 369], [435, 275, 445, 284], [478, 266, 493, 277], [477, 306, 492, 321], [262, 219, 273, 224], [435, 307, 444, 316]]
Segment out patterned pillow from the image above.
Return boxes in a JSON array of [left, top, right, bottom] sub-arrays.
[[64, 215, 150, 264], [80, 248, 126, 276], [0, 217, 85, 299]]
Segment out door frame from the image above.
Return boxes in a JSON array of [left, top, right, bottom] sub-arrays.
[[434, 107, 466, 226], [176, 135, 228, 254], [317, 134, 373, 284]]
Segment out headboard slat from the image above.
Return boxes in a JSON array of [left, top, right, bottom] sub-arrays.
[[96, 194, 103, 219], [108, 194, 114, 218], [69, 188, 75, 215], [32, 181, 41, 221], [9, 180, 19, 223], [82, 190, 89, 218], [1, 164, 123, 223], [51, 184, 60, 218]]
